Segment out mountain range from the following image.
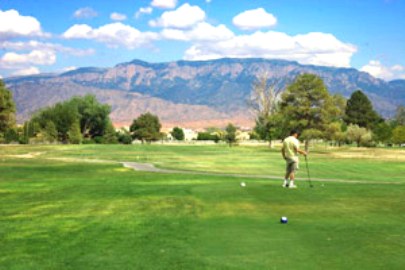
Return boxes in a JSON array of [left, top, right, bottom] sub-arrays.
[[4, 58, 405, 128]]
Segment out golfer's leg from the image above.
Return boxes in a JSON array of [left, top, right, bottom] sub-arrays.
[[283, 162, 290, 187], [289, 163, 297, 188]]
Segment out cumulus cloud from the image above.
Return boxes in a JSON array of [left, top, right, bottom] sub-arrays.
[[135, 7, 153, 18], [11, 67, 40, 76], [1, 50, 56, 66], [0, 9, 48, 39], [183, 31, 357, 68], [1, 40, 95, 57], [62, 23, 158, 49], [151, 0, 177, 9], [161, 22, 234, 42], [149, 3, 206, 29], [361, 60, 405, 80], [110, 12, 127, 21], [233, 8, 277, 30], [73, 7, 98, 19]]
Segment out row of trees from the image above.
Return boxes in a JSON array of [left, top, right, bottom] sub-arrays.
[[131, 113, 238, 146], [1, 76, 404, 147], [251, 73, 405, 149]]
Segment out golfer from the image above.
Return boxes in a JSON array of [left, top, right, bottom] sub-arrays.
[[281, 129, 307, 188]]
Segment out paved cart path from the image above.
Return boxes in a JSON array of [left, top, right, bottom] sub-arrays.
[[121, 162, 403, 185]]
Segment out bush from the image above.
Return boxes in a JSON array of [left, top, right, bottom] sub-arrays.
[[118, 133, 133, 144], [197, 132, 220, 142]]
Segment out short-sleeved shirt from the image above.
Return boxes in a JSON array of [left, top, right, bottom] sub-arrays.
[[283, 136, 300, 162]]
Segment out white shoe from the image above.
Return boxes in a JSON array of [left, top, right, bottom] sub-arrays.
[[289, 184, 297, 189], [282, 181, 289, 188]]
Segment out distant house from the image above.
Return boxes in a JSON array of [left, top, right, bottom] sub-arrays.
[[236, 131, 250, 141], [183, 128, 198, 141]]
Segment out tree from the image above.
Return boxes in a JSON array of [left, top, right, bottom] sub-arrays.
[[70, 95, 111, 138], [392, 126, 405, 145], [225, 123, 237, 146], [0, 80, 16, 136], [254, 114, 283, 147], [346, 124, 371, 147], [28, 95, 113, 143], [249, 76, 282, 146], [68, 120, 82, 144], [103, 121, 118, 144], [4, 128, 19, 143], [372, 121, 393, 144], [130, 112, 162, 143], [43, 121, 58, 143], [344, 90, 381, 129], [395, 105, 405, 126], [171, 127, 185, 140], [324, 122, 346, 146], [117, 128, 133, 144], [279, 73, 336, 151]]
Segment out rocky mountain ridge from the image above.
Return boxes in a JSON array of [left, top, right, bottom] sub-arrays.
[[5, 58, 405, 128]]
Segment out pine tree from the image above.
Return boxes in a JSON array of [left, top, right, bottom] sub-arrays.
[[344, 90, 381, 129], [0, 80, 16, 135], [279, 73, 336, 151]]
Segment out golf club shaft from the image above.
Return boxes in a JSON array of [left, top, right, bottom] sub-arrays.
[[305, 155, 313, 187]]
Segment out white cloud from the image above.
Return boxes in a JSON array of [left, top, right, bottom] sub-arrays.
[[0, 9, 48, 39], [62, 24, 93, 39], [360, 60, 405, 80], [1, 40, 95, 57], [110, 12, 127, 21], [62, 23, 158, 49], [151, 0, 177, 9], [183, 31, 357, 68], [73, 7, 98, 19], [161, 22, 234, 42], [11, 67, 40, 76], [1, 50, 56, 66], [62, 66, 77, 72], [135, 7, 153, 18], [233, 8, 277, 30], [149, 3, 206, 29]]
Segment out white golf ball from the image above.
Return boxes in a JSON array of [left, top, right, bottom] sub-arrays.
[[240, 182, 246, 187], [280, 216, 288, 224]]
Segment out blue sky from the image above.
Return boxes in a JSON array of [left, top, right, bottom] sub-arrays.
[[1, 0, 404, 80]]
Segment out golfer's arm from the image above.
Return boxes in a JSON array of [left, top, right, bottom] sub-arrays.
[[294, 145, 307, 156], [281, 147, 286, 159]]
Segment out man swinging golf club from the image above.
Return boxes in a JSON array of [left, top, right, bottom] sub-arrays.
[[281, 129, 307, 188]]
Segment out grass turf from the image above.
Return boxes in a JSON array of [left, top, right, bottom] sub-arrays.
[[0, 145, 404, 269]]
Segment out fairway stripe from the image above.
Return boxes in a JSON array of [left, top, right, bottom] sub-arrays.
[[121, 162, 404, 185]]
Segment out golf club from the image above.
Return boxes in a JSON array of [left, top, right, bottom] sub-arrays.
[[304, 155, 314, 188]]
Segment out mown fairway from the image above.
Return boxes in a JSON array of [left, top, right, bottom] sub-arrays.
[[0, 144, 404, 269]]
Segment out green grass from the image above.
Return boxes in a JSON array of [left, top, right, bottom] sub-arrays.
[[0, 144, 404, 269]]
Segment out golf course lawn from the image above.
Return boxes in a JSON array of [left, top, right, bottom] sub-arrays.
[[0, 144, 404, 269]]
